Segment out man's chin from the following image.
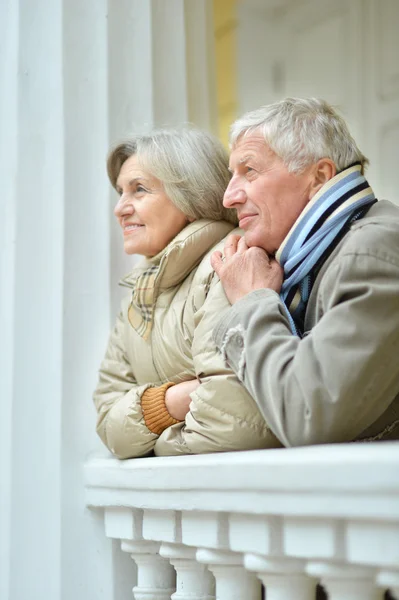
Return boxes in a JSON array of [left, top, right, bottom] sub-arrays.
[[243, 231, 258, 248], [244, 232, 272, 254]]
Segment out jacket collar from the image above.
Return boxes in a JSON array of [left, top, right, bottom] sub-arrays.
[[119, 219, 235, 291]]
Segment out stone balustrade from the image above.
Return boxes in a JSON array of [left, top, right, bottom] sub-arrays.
[[84, 443, 399, 600]]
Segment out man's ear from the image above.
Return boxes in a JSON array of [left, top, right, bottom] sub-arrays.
[[309, 159, 336, 199]]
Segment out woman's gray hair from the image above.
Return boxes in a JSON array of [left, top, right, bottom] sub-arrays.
[[107, 127, 237, 225], [230, 97, 369, 173]]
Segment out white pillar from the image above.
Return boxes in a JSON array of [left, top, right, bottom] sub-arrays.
[[2, 0, 65, 597], [307, 562, 384, 600], [196, 548, 262, 600], [160, 543, 215, 600], [184, 0, 218, 133], [122, 540, 176, 600], [0, 2, 18, 599], [245, 555, 316, 600]]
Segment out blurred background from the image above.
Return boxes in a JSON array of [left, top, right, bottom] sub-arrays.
[[1, 1, 398, 598]]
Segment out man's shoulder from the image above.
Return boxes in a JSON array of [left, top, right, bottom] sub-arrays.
[[338, 200, 399, 262], [311, 201, 399, 303]]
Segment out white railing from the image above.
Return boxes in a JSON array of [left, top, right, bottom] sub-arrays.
[[84, 443, 399, 600]]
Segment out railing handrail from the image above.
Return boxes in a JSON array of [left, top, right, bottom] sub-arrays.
[[84, 442, 399, 519]]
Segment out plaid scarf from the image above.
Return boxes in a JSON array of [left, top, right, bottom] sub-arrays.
[[124, 219, 235, 341], [276, 164, 377, 336], [127, 263, 160, 340]]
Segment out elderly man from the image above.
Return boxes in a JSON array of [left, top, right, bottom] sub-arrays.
[[210, 97, 399, 447]]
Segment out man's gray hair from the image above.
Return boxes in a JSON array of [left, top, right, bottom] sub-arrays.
[[107, 127, 237, 225], [230, 97, 369, 173]]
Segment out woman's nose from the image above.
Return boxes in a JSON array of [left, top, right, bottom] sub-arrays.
[[114, 194, 134, 218], [223, 177, 246, 208]]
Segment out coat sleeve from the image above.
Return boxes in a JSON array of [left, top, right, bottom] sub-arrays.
[[93, 309, 159, 459], [154, 277, 281, 456], [213, 251, 399, 447]]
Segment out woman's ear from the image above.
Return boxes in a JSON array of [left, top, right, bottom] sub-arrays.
[[309, 159, 336, 199], [187, 216, 196, 223]]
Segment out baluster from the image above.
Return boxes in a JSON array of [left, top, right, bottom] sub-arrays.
[[245, 555, 316, 600], [307, 562, 384, 600], [121, 539, 176, 600], [196, 548, 261, 600], [160, 543, 215, 600]]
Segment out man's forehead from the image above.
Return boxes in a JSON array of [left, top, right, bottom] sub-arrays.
[[229, 134, 270, 166]]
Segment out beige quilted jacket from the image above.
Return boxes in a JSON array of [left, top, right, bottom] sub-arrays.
[[94, 219, 281, 458]]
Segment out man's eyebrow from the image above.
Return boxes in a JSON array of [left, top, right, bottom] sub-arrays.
[[228, 155, 252, 172]]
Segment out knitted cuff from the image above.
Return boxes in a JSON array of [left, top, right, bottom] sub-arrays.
[[141, 382, 181, 435]]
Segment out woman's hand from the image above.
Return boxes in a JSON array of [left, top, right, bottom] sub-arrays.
[[165, 379, 200, 420]]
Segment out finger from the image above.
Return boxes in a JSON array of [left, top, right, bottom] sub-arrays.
[[210, 251, 223, 275], [237, 236, 249, 254], [224, 234, 241, 259]]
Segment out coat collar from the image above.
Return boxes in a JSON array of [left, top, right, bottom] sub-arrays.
[[119, 219, 235, 292]]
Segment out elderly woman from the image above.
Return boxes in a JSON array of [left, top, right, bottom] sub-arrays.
[[94, 127, 280, 458]]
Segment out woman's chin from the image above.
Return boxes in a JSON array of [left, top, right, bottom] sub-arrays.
[[123, 241, 145, 256]]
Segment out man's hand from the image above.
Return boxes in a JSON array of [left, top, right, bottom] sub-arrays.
[[165, 379, 200, 420], [210, 234, 284, 304]]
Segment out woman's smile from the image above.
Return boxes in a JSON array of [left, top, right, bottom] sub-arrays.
[[123, 223, 144, 236]]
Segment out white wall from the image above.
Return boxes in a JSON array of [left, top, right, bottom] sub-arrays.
[[237, 0, 399, 204]]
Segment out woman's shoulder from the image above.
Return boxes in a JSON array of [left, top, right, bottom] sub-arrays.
[[191, 226, 242, 284]]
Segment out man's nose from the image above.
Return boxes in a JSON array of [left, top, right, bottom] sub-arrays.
[[223, 177, 246, 208], [114, 194, 133, 218]]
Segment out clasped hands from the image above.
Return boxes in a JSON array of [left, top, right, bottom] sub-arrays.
[[210, 234, 283, 304], [165, 234, 283, 422]]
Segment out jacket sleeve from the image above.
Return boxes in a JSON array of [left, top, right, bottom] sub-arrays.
[[154, 277, 281, 456], [93, 309, 160, 459], [213, 251, 399, 447]]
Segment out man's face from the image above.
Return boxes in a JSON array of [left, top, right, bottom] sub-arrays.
[[224, 133, 317, 254]]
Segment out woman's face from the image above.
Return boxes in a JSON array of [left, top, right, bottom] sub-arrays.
[[114, 155, 189, 257]]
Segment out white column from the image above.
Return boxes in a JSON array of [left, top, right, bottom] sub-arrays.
[[196, 549, 262, 600], [0, 1, 18, 599], [307, 562, 384, 600], [2, 0, 64, 597], [245, 555, 316, 600], [184, 0, 218, 133], [160, 543, 215, 600], [62, 1, 128, 598], [122, 540, 176, 600]]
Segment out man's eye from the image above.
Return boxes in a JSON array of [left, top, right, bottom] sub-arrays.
[[136, 185, 146, 193]]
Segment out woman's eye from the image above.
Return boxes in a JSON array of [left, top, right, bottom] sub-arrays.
[[136, 185, 146, 193]]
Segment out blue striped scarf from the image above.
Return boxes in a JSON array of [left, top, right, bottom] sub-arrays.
[[276, 164, 376, 336]]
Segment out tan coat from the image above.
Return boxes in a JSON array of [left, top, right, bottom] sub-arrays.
[[94, 219, 281, 458], [214, 200, 399, 446]]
